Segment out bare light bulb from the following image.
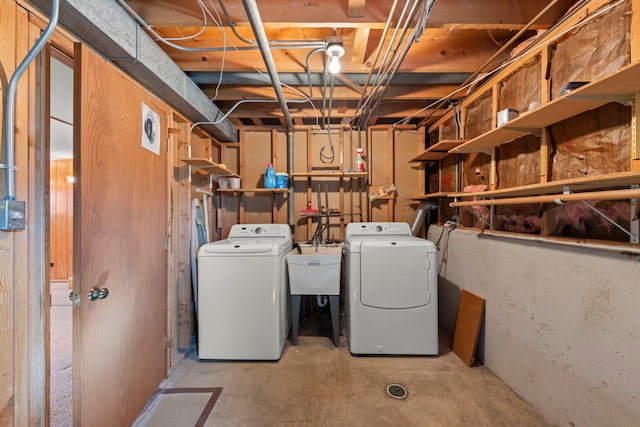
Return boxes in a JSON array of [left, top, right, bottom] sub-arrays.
[[328, 54, 341, 74]]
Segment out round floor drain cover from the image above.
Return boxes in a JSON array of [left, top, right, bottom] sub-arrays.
[[386, 384, 407, 399]]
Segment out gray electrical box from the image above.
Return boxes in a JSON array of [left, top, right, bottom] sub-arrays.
[[0, 199, 26, 230]]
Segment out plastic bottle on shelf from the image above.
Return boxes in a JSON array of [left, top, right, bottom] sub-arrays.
[[355, 148, 365, 172], [264, 163, 276, 188]]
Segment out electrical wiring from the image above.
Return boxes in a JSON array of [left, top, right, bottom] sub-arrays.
[[346, 0, 434, 130], [395, 0, 625, 128], [160, 0, 208, 41]]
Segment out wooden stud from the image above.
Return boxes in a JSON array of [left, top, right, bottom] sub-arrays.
[[387, 128, 394, 222], [239, 129, 246, 223], [540, 128, 550, 182], [632, 0, 640, 62], [632, 95, 639, 171]]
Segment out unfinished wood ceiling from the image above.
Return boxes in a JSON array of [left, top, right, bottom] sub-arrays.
[[121, 0, 578, 130]]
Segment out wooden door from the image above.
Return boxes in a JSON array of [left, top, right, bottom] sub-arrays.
[[72, 43, 167, 426]]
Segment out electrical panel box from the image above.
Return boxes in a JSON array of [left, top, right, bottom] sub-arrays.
[[0, 199, 26, 230]]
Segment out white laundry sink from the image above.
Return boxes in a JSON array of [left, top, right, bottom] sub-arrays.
[[287, 244, 342, 295]]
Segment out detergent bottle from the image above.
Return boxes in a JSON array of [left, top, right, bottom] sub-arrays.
[[264, 163, 276, 188], [355, 148, 366, 172]]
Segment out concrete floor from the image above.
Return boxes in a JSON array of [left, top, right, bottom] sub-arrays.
[[134, 328, 549, 426]]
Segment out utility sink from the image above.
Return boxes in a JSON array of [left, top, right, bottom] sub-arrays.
[[287, 244, 342, 295]]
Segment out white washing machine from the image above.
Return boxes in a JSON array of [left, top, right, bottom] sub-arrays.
[[197, 224, 292, 360], [344, 222, 438, 355]]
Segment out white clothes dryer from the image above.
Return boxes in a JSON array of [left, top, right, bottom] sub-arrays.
[[344, 222, 438, 355], [197, 224, 292, 360]]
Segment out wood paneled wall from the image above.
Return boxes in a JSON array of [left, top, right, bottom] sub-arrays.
[[50, 159, 73, 281]]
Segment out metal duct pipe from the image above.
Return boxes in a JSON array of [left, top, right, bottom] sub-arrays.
[[241, 0, 294, 131], [2, 0, 59, 203], [411, 202, 438, 236], [287, 132, 294, 228]]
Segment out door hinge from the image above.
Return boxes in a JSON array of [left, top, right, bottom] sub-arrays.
[[165, 336, 171, 349], [69, 292, 81, 307]]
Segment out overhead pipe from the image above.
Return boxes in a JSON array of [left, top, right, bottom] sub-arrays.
[[241, 0, 295, 131], [217, 0, 325, 49], [358, 0, 433, 128], [288, 132, 294, 229], [355, 0, 400, 113], [115, 0, 323, 53], [2, 0, 60, 203]]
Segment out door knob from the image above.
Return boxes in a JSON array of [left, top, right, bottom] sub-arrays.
[[88, 287, 109, 301]]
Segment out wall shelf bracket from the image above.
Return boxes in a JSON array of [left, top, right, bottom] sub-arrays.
[[581, 192, 638, 243]]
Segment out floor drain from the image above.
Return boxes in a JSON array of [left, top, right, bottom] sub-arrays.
[[386, 383, 407, 400]]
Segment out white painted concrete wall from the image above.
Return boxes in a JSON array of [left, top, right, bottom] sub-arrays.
[[428, 225, 640, 427]]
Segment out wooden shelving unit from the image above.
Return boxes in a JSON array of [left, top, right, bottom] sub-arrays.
[[448, 171, 640, 200], [411, 192, 449, 201], [290, 171, 368, 178], [451, 60, 640, 154], [217, 188, 289, 194], [179, 157, 239, 177], [410, 140, 468, 162]]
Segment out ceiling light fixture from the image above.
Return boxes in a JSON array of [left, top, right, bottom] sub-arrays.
[[325, 36, 345, 74]]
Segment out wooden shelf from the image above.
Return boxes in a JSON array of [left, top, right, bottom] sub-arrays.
[[411, 140, 468, 162], [218, 188, 289, 194], [450, 128, 528, 154], [411, 192, 449, 200], [450, 61, 640, 154], [448, 171, 640, 200], [180, 157, 238, 177], [290, 171, 367, 178]]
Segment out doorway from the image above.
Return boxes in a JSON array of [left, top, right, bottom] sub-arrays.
[[49, 51, 74, 427]]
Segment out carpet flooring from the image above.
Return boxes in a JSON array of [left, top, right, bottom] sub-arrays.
[[50, 281, 73, 427]]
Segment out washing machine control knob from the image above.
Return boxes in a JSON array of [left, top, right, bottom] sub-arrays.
[[254, 227, 263, 234], [376, 225, 383, 232]]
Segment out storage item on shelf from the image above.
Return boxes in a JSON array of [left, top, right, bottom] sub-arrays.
[[275, 173, 288, 189], [230, 178, 241, 189], [218, 177, 229, 189], [497, 108, 519, 127], [355, 148, 366, 172], [264, 163, 276, 188]]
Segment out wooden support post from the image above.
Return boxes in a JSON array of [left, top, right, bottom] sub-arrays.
[[339, 130, 345, 238], [540, 128, 550, 182], [306, 129, 313, 240], [632, 0, 640, 63], [490, 148, 497, 191], [387, 128, 394, 222], [239, 129, 246, 224]]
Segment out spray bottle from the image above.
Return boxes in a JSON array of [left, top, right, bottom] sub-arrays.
[[355, 148, 365, 172]]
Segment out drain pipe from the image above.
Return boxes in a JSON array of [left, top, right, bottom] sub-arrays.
[[1, 0, 59, 231], [241, 0, 296, 230], [241, 0, 294, 131]]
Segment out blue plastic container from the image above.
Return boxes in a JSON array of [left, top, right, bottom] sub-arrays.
[[276, 173, 288, 188], [264, 163, 276, 188]]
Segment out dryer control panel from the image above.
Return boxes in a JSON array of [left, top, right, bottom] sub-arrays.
[[345, 222, 412, 237], [229, 223, 292, 239]]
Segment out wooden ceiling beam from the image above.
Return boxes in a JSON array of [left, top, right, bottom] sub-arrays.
[[203, 84, 462, 101], [348, 0, 366, 18], [127, 0, 575, 28]]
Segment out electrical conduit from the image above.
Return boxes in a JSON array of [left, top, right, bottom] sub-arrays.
[[3, 0, 60, 202]]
